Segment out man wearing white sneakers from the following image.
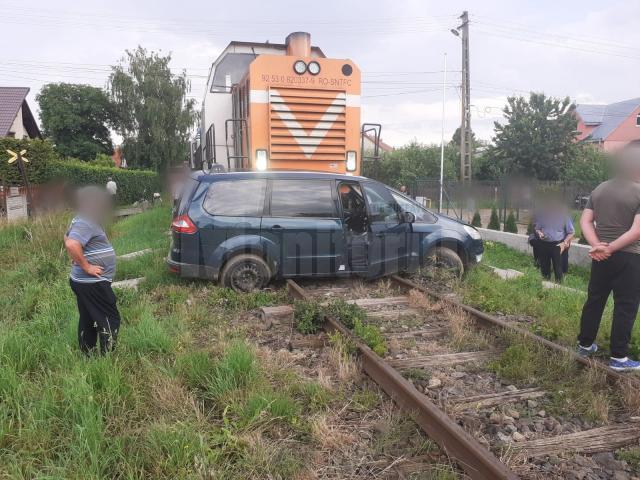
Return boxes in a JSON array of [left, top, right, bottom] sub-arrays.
[[578, 145, 640, 371]]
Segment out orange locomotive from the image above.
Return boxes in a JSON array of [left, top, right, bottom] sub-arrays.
[[193, 32, 381, 175]]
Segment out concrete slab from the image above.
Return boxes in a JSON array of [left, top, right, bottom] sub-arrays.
[[117, 248, 153, 260], [478, 228, 592, 268], [112, 277, 145, 290]]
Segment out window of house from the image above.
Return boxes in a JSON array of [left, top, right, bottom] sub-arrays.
[[203, 179, 266, 216], [636, 114, 640, 127], [270, 180, 336, 218]]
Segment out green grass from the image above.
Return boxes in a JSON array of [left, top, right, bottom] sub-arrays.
[[464, 241, 640, 357], [0, 206, 328, 479]]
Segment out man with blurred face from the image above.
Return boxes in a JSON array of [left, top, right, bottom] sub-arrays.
[[64, 186, 120, 355], [577, 145, 640, 371]]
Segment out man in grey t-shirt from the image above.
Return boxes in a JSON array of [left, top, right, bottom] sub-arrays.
[[577, 145, 640, 371], [64, 186, 120, 355]]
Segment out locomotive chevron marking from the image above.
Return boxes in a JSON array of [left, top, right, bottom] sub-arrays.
[[270, 88, 345, 158]]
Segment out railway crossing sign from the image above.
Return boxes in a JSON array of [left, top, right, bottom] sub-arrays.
[[5, 149, 34, 217], [6, 149, 29, 164]]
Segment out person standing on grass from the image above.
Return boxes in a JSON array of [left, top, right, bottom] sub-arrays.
[[577, 145, 640, 371], [533, 200, 574, 283], [64, 186, 120, 355]]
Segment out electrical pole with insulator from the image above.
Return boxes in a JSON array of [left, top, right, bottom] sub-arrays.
[[452, 11, 472, 182]]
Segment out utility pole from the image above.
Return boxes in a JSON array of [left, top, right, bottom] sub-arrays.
[[459, 10, 472, 182], [439, 53, 447, 213]]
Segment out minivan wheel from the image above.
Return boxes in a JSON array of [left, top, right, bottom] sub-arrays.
[[424, 246, 465, 279], [220, 254, 271, 292]]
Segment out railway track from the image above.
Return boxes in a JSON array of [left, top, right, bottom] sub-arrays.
[[268, 275, 640, 480]]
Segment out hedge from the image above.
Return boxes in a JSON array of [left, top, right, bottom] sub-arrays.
[[0, 138, 160, 205], [48, 160, 161, 205], [0, 138, 56, 185]]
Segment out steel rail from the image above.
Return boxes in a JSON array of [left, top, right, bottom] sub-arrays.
[[389, 275, 636, 387], [286, 279, 519, 480]]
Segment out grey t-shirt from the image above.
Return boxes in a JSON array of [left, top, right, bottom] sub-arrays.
[[66, 216, 116, 282], [586, 178, 640, 254]]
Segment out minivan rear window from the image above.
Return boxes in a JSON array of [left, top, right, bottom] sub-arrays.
[[203, 179, 266, 216], [270, 180, 336, 218], [177, 178, 199, 215]]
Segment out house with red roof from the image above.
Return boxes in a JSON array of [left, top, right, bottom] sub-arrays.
[[575, 98, 640, 151], [0, 87, 41, 139]]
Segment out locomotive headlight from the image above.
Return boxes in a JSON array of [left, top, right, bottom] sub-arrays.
[[293, 60, 307, 75], [346, 151, 357, 172], [307, 61, 321, 75], [255, 149, 268, 171]]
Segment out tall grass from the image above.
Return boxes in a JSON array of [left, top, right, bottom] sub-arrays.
[[0, 207, 319, 479]]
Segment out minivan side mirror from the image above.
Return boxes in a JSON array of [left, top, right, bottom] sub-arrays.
[[401, 211, 416, 224]]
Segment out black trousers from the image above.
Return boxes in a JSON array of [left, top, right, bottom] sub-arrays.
[[70, 279, 121, 355], [578, 252, 640, 358], [538, 241, 563, 282]]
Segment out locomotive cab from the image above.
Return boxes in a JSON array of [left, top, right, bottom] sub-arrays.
[[195, 32, 382, 175]]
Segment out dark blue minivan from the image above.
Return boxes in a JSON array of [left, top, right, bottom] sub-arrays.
[[168, 171, 483, 291]]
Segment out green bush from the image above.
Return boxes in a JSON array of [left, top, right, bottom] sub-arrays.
[[0, 138, 58, 185], [0, 138, 160, 205], [326, 298, 366, 329], [471, 211, 482, 227], [487, 207, 500, 230], [504, 211, 518, 233], [353, 319, 387, 356], [294, 300, 324, 334], [48, 160, 160, 204], [92, 153, 115, 167]]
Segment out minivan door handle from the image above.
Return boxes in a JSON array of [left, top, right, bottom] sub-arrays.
[[271, 225, 284, 230]]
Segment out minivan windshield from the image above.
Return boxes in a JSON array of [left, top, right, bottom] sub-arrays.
[[390, 190, 437, 223]]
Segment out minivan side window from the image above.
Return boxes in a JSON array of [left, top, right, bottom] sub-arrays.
[[391, 191, 437, 223], [203, 179, 266, 216], [270, 180, 336, 218], [363, 183, 399, 223]]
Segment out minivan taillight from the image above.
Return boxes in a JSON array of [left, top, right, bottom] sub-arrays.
[[171, 215, 197, 234]]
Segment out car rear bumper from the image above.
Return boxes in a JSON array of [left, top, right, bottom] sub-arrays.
[[166, 256, 218, 280]]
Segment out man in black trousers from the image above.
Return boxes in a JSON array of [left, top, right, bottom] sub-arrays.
[[578, 146, 640, 371], [64, 186, 120, 355]]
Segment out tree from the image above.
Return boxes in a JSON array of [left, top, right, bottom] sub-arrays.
[[488, 93, 578, 180], [362, 141, 457, 188], [471, 211, 482, 227], [37, 83, 115, 160], [504, 211, 518, 233], [109, 47, 197, 172], [488, 206, 500, 230], [563, 144, 610, 189]]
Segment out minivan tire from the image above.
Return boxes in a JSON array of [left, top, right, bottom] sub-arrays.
[[220, 254, 271, 292], [424, 246, 465, 278]]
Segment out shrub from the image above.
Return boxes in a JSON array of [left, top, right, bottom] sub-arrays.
[[294, 300, 323, 334], [353, 319, 387, 356], [471, 211, 482, 227], [526, 221, 534, 235], [48, 160, 160, 204], [487, 207, 500, 230], [0, 138, 160, 205], [326, 298, 366, 329], [92, 153, 115, 167], [504, 211, 518, 233], [0, 138, 58, 185]]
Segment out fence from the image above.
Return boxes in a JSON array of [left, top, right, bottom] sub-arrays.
[[406, 179, 590, 225]]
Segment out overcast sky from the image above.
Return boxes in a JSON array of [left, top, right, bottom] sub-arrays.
[[1, 0, 638, 146]]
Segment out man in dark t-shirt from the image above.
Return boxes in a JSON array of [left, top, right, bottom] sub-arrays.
[[578, 146, 640, 371], [64, 186, 120, 355]]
